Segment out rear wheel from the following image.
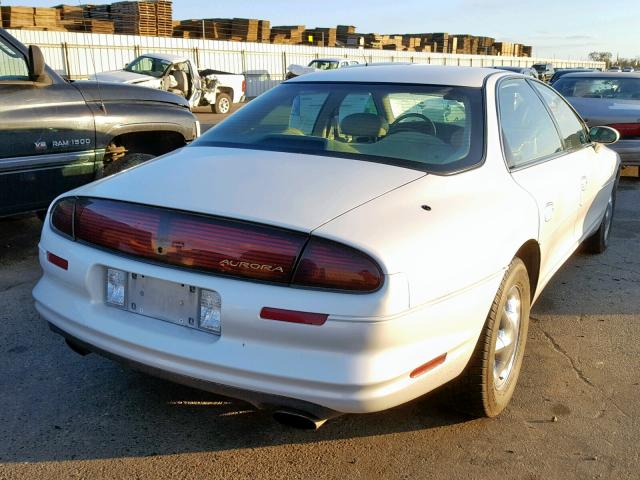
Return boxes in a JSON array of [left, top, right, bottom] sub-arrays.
[[213, 93, 232, 114], [448, 258, 530, 417]]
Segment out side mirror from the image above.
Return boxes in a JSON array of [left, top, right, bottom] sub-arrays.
[[28, 45, 46, 82], [589, 126, 620, 145]]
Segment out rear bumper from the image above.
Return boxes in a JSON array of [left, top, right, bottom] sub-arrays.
[[33, 224, 499, 414]]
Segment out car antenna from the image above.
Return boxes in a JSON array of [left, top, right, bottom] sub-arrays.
[[76, 0, 106, 113]]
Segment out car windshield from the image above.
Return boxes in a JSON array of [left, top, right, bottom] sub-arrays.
[[124, 56, 171, 78], [554, 77, 640, 100], [309, 60, 339, 70], [194, 82, 484, 173]]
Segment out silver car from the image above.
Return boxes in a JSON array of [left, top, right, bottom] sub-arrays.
[[553, 72, 640, 167]]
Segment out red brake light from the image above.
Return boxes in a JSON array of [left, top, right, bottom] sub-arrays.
[[260, 307, 328, 326], [242, 79, 246, 94], [608, 123, 640, 139], [73, 198, 307, 283], [50, 198, 75, 237], [292, 238, 383, 292]]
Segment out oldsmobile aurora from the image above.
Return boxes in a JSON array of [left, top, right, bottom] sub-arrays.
[[33, 65, 621, 428]]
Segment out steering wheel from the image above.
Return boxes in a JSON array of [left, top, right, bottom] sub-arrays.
[[389, 113, 437, 136]]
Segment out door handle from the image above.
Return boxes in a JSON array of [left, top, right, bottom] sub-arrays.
[[544, 202, 554, 222]]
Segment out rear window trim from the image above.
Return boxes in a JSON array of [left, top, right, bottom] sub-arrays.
[[195, 81, 487, 176]]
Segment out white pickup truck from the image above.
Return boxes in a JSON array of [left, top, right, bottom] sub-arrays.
[[286, 58, 360, 79], [92, 53, 245, 113]]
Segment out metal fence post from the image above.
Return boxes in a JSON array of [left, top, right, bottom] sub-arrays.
[[241, 50, 247, 74], [282, 51, 287, 80], [194, 47, 200, 69], [62, 42, 71, 79]]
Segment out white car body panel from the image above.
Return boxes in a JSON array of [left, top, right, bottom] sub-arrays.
[[92, 70, 162, 89], [32, 65, 620, 415], [72, 147, 425, 235]]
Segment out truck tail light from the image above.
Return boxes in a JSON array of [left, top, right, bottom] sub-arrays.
[[242, 79, 246, 94], [608, 123, 640, 139], [291, 238, 383, 292]]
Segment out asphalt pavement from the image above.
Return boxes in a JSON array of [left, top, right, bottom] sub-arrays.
[[0, 179, 639, 480]]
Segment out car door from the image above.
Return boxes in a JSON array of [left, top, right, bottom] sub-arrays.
[[528, 80, 607, 239], [0, 33, 96, 216], [498, 78, 583, 286]]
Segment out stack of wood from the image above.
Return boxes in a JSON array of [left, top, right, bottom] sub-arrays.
[[452, 35, 474, 54], [521, 45, 533, 57], [426, 33, 449, 53], [54, 4, 84, 20], [110, 1, 172, 37], [475, 36, 495, 55], [61, 18, 115, 34], [303, 27, 336, 47], [84, 4, 112, 20], [270, 25, 305, 44], [336, 25, 355, 45], [1, 6, 35, 28], [493, 41, 515, 56], [34, 7, 58, 28]]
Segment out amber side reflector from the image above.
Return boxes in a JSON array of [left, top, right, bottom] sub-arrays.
[[410, 353, 447, 378], [260, 307, 328, 326], [47, 251, 68, 270]]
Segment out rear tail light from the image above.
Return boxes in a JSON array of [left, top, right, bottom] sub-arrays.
[[48, 197, 384, 293], [242, 79, 246, 94], [50, 198, 75, 237], [608, 123, 640, 139], [292, 238, 383, 292]]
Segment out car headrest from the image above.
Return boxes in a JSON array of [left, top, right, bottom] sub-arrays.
[[340, 113, 389, 138]]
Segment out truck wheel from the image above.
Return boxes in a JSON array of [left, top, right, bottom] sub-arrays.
[[103, 153, 155, 177], [447, 258, 530, 418], [213, 93, 232, 114]]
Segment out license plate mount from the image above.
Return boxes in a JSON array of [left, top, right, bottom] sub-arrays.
[[126, 273, 200, 330]]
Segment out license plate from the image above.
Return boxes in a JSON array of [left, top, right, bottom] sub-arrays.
[[118, 272, 200, 330]]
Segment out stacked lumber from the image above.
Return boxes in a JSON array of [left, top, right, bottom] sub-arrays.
[[84, 4, 112, 20], [336, 25, 355, 45], [110, 1, 172, 37], [54, 4, 85, 20], [270, 25, 305, 44], [475, 36, 495, 55], [452, 35, 473, 54], [61, 18, 115, 34], [493, 41, 514, 56], [1, 6, 35, 28], [303, 27, 336, 47], [521, 45, 533, 57]]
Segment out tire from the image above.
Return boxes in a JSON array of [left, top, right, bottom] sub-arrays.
[[584, 177, 618, 254], [213, 93, 232, 114], [102, 153, 155, 177], [447, 258, 531, 418]]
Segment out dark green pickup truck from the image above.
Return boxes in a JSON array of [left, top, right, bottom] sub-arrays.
[[0, 29, 200, 218]]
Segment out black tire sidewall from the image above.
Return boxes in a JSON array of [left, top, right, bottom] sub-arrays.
[[484, 260, 531, 416]]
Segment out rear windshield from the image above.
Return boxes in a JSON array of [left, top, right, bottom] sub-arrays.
[[194, 82, 485, 173], [554, 77, 640, 100]]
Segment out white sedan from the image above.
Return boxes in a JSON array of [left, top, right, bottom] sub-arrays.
[[33, 65, 620, 429]]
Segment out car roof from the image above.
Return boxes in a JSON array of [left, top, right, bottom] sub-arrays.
[[313, 58, 343, 62], [140, 52, 188, 63], [558, 71, 640, 79], [287, 64, 504, 87]]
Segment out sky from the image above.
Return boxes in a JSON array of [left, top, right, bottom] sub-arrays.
[[2, 0, 639, 59]]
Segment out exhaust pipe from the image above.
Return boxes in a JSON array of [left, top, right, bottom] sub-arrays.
[[273, 409, 328, 430]]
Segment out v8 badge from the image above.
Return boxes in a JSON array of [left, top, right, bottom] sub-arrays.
[[34, 141, 47, 152]]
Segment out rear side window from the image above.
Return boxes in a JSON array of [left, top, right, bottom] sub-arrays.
[[530, 81, 589, 150], [498, 78, 563, 168], [0, 38, 29, 81]]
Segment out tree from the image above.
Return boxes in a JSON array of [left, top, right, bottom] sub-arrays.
[[588, 51, 613, 67]]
